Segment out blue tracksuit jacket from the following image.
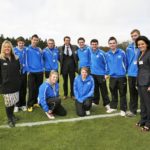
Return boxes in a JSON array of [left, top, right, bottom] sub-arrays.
[[105, 48, 127, 78], [74, 75, 94, 103], [38, 81, 59, 112]]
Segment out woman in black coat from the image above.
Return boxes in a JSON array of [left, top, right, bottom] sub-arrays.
[[135, 36, 150, 131], [0, 40, 20, 127]]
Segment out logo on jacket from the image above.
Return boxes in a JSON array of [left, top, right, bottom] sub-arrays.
[[118, 55, 121, 59], [3, 63, 8, 66]]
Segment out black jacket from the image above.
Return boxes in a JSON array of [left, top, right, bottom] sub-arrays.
[[137, 50, 150, 87], [0, 57, 21, 94], [58, 44, 78, 74]]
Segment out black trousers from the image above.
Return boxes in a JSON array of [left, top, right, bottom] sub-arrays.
[[5, 105, 14, 122], [75, 99, 92, 117], [27, 72, 43, 107], [16, 73, 27, 107], [138, 86, 150, 127], [62, 55, 76, 97], [109, 77, 127, 111], [47, 97, 67, 116], [92, 75, 110, 106], [128, 76, 138, 114], [45, 71, 50, 78]]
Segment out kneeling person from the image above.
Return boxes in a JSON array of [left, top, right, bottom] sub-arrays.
[[38, 71, 67, 119], [74, 67, 94, 117]]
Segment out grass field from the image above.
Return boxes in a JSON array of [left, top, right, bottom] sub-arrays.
[[0, 76, 149, 150]]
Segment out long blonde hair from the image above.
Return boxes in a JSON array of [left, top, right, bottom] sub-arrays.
[[0, 40, 17, 60]]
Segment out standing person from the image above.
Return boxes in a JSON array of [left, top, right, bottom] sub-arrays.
[[126, 29, 140, 117], [136, 36, 150, 132], [26, 34, 44, 112], [74, 67, 94, 116], [58, 36, 78, 100], [90, 39, 110, 112], [0, 40, 20, 127], [106, 37, 127, 116], [43, 39, 59, 78], [77, 37, 91, 71], [38, 70, 67, 119], [13, 36, 27, 112]]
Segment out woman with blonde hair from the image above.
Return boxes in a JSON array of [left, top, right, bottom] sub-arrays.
[[0, 40, 21, 127], [74, 67, 94, 116], [38, 70, 67, 119]]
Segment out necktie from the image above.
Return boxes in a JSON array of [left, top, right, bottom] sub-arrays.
[[66, 46, 69, 56]]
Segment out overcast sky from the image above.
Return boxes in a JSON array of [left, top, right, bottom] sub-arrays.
[[0, 0, 150, 46]]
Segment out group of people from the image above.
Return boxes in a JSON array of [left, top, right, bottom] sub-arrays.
[[0, 29, 150, 132]]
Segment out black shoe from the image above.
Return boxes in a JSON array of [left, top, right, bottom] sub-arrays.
[[8, 120, 15, 128]]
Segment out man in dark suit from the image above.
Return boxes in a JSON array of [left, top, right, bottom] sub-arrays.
[[58, 36, 78, 100]]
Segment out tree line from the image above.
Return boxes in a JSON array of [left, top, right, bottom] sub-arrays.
[[0, 34, 130, 51]]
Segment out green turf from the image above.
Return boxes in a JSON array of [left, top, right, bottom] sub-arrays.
[[0, 76, 148, 150]]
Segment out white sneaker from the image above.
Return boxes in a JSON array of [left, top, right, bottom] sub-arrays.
[[14, 107, 19, 113], [85, 111, 91, 116], [45, 112, 55, 119], [92, 103, 98, 107], [105, 104, 110, 111], [106, 108, 117, 113], [21, 106, 27, 111], [120, 110, 126, 117]]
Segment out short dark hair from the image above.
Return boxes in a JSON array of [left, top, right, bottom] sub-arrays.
[[16, 36, 25, 42], [31, 34, 39, 39], [135, 36, 150, 50], [77, 37, 85, 43], [64, 36, 71, 41], [108, 37, 117, 43], [131, 29, 140, 35], [90, 39, 99, 44]]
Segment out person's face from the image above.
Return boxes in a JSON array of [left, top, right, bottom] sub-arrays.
[[91, 42, 98, 51], [17, 41, 25, 49], [108, 40, 117, 50], [47, 40, 55, 49], [78, 40, 85, 48], [4, 43, 11, 55], [131, 32, 140, 42], [64, 38, 70, 46], [81, 69, 88, 79], [31, 37, 39, 47], [49, 74, 58, 84], [137, 40, 148, 53]]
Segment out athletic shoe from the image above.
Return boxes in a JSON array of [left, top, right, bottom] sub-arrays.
[[126, 111, 136, 117], [120, 110, 126, 117], [106, 108, 117, 113], [105, 104, 111, 111], [85, 111, 91, 116], [14, 107, 19, 113], [63, 96, 67, 100], [33, 103, 40, 108], [21, 106, 27, 111], [45, 112, 55, 119], [92, 103, 98, 107], [28, 107, 33, 112]]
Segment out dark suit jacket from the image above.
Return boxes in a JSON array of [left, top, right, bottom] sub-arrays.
[[58, 44, 79, 74], [137, 50, 150, 87]]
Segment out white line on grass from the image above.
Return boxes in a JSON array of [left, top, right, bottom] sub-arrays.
[[0, 110, 140, 128]]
